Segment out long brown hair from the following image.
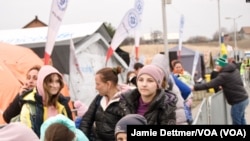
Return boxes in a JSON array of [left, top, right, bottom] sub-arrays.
[[43, 73, 64, 106]]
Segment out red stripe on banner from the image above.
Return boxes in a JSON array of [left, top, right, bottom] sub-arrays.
[[44, 52, 50, 65], [105, 47, 114, 65], [135, 46, 139, 61]]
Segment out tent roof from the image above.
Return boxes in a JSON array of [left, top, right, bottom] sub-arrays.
[[0, 22, 106, 48], [169, 46, 196, 56]]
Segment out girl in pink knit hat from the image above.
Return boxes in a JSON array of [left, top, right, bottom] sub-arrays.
[[120, 64, 177, 125]]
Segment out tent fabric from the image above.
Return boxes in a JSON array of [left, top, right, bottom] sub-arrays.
[[0, 42, 44, 124], [0, 22, 129, 109]]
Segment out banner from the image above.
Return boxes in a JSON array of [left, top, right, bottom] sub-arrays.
[[105, 8, 140, 65], [191, 51, 200, 84], [44, 0, 68, 65], [69, 38, 84, 100], [177, 14, 184, 59], [134, 0, 144, 61]]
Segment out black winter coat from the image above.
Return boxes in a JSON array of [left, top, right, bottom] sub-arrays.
[[119, 89, 177, 125], [80, 95, 125, 141]]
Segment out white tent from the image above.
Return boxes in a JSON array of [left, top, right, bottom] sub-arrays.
[[0, 22, 129, 106]]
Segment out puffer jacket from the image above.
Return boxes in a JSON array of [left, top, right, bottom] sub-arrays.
[[80, 92, 126, 141], [19, 88, 71, 137], [194, 63, 248, 105], [120, 88, 177, 125]]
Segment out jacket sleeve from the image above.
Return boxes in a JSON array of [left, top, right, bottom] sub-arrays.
[[194, 73, 225, 91], [3, 94, 22, 123], [58, 94, 73, 120], [79, 95, 101, 138], [172, 74, 191, 100]]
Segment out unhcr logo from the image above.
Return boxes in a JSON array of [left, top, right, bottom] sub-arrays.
[[57, 0, 68, 11], [128, 10, 139, 29]]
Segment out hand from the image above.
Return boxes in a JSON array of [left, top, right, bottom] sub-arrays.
[[190, 86, 194, 91], [19, 84, 29, 95]]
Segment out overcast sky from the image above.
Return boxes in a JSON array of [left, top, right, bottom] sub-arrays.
[[0, 0, 249, 41]]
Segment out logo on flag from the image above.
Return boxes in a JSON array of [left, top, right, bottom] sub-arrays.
[[57, 0, 68, 11], [134, 0, 144, 15], [105, 8, 140, 64], [128, 11, 139, 28]]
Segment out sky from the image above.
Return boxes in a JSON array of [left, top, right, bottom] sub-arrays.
[[0, 0, 249, 41]]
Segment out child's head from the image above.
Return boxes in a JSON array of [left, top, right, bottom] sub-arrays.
[[115, 114, 147, 141], [44, 123, 75, 141]]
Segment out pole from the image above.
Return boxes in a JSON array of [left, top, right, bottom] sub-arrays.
[[233, 18, 237, 62], [162, 0, 169, 71], [225, 15, 242, 62], [217, 0, 221, 47]]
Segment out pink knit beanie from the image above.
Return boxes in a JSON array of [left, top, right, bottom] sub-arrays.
[[137, 64, 164, 88]]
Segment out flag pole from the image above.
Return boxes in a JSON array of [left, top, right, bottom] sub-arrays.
[[162, 0, 171, 71]]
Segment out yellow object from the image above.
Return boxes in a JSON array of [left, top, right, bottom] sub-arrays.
[[205, 74, 214, 93], [220, 43, 228, 56]]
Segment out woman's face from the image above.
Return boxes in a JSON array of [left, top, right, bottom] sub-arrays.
[[137, 74, 157, 98], [95, 74, 109, 96], [46, 74, 61, 95], [173, 63, 183, 73], [25, 69, 39, 89]]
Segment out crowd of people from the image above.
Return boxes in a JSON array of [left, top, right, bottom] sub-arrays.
[[0, 51, 249, 141]]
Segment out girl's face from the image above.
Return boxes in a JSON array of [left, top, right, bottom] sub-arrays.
[[137, 74, 157, 98], [173, 63, 183, 73], [25, 69, 39, 89], [95, 74, 109, 96], [46, 74, 61, 95]]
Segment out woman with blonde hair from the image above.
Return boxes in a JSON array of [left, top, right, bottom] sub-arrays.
[[3, 65, 41, 123]]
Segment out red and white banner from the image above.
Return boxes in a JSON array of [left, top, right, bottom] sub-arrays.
[[134, 0, 144, 60], [105, 8, 140, 65], [44, 0, 68, 65], [69, 38, 84, 79], [177, 14, 184, 60], [69, 38, 84, 100]]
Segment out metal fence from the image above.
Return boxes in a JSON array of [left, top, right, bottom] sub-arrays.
[[192, 91, 232, 125]]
